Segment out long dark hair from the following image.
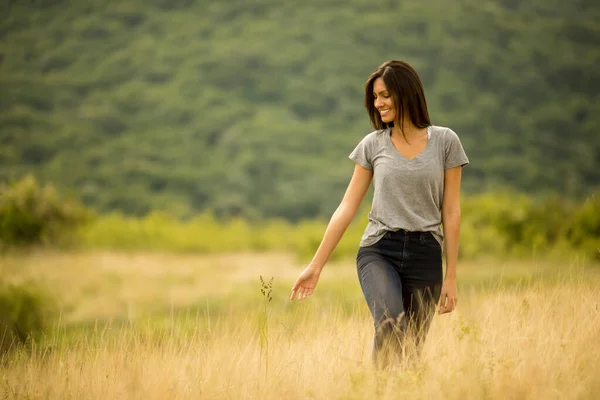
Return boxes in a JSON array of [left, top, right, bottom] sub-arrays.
[[365, 60, 431, 137]]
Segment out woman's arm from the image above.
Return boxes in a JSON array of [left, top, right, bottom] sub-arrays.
[[439, 165, 463, 313], [290, 164, 372, 301]]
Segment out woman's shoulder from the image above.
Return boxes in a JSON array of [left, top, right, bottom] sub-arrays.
[[429, 125, 462, 143], [361, 128, 389, 145], [429, 124, 457, 136]]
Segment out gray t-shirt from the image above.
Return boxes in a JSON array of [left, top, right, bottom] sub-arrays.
[[348, 125, 469, 247]]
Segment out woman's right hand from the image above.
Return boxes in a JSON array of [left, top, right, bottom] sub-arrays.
[[289, 266, 321, 302]]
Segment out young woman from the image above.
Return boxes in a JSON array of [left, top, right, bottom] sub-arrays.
[[289, 60, 469, 365]]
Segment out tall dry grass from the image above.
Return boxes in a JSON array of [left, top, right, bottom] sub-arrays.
[[1, 252, 599, 399]]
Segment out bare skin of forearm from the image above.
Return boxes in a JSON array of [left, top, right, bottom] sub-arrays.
[[442, 212, 461, 280], [309, 207, 353, 272]]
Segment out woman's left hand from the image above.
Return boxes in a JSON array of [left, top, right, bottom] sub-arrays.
[[439, 278, 458, 314]]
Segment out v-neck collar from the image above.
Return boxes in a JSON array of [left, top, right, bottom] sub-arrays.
[[386, 126, 431, 161]]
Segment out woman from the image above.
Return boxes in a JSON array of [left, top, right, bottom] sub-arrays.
[[289, 60, 469, 365]]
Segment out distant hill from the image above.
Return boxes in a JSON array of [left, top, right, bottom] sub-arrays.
[[1, 0, 599, 220]]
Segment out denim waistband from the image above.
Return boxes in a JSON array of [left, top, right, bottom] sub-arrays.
[[383, 229, 432, 239]]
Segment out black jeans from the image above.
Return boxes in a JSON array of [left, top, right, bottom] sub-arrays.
[[356, 229, 443, 365]]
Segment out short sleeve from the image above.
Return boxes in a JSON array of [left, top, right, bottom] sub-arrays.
[[444, 128, 469, 170], [349, 133, 374, 170]]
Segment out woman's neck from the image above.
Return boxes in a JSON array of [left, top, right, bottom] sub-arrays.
[[391, 120, 426, 142]]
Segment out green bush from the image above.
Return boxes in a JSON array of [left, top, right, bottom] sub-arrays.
[[0, 175, 92, 249], [73, 191, 600, 263], [567, 194, 600, 261], [0, 280, 55, 355], [3, 175, 598, 263]]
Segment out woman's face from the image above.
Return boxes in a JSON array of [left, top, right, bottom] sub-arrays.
[[373, 77, 396, 124]]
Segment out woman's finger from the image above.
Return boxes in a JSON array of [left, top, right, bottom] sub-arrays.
[[303, 287, 311, 300], [290, 280, 301, 301], [438, 292, 447, 314], [298, 286, 307, 301], [442, 296, 456, 313]]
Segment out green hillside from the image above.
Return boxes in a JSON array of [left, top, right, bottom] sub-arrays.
[[1, 0, 599, 220]]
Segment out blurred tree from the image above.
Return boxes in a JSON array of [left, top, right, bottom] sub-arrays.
[[0, 0, 598, 220]]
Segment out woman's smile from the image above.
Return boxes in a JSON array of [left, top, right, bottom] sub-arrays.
[[373, 77, 396, 123]]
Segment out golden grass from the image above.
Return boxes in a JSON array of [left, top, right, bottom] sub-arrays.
[[0, 250, 301, 323], [1, 251, 599, 399]]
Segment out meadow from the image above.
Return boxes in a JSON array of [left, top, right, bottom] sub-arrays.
[[1, 250, 599, 399], [2, 2, 599, 398]]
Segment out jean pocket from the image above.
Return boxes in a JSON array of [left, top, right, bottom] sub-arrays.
[[421, 232, 441, 249]]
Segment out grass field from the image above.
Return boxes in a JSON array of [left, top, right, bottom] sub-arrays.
[[1, 250, 599, 399]]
